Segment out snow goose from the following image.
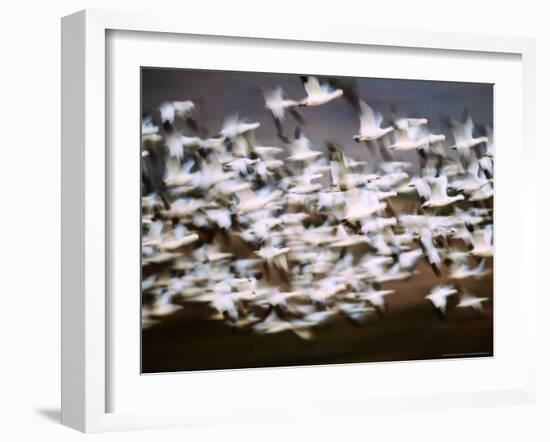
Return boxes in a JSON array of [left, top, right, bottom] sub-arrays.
[[286, 128, 323, 162], [193, 244, 234, 263], [298, 75, 343, 107], [329, 224, 369, 248], [374, 262, 413, 283], [163, 158, 197, 187], [163, 128, 201, 159], [258, 316, 316, 340], [422, 175, 465, 208], [457, 293, 490, 313], [450, 161, 492, 194], [357, 286, 395, 313], [449, 259, 490, 280], [470, 226, 493, 258], [390, 105, 429, 130], [344, 188, 387, 221], [162, 198, 207, 219], [469, 182, 494, 202], [263, 86, 303, 139], [189, 159, 235, 190], [389, 126, 429, 152], [407, 176, 431, 202], [338, 302, 375, 324], [288, 170, 324, 194], [360, 255, 394, 279], [157, 224, 199, 251], [398, 248, 423, 272], [211, 290, 240, 324], [145, 288, 182, 317], [220, 115, 260, 140], [425, 284, 458, 318], [311, 276, 347, 306], [449, 114, 488, 155], [370, 171, 408, 190], [360, 217, 397, 235], [141, 116, 160, 142], [158, 100, 195, 124], [255, 243, 291, 272], [377, 160, 413, 175], [353, 99, 394, 142], [478, 156, 493, 178], [419, 228, 442, 276], [205, 208, 233, 231], [237, 188, 282, 213]]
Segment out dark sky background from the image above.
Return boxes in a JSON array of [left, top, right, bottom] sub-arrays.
[[141, 68, 493, 165]]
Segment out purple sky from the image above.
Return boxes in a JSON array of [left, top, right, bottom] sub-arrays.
[[141, 68, 493, 164]]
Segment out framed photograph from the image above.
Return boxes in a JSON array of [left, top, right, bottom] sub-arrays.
[[61, 9, 537, 432]]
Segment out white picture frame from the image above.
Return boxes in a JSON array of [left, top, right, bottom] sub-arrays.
[[61, 9, 537, 433]]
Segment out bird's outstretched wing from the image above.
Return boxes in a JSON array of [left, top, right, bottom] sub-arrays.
[[358, 100, 377, 131], [301, 76, 322, 96]]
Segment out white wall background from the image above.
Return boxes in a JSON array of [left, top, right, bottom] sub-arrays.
[[0, 1, 547, 440]]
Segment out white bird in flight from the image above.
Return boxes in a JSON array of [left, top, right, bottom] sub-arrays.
[[422, 175, 465, 208], [298, 76, 344, 107], [470, 226, 493, 258], [425, 284, 458, 318], [353, 100, 394, 142], [158, 100, 195, 124], [449, 114, 488, 155], [286, 129, 323, 162], [457, 293, 489, 313]]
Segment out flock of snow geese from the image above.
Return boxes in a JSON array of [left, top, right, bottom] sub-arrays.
[[141, 75, 494, 340]]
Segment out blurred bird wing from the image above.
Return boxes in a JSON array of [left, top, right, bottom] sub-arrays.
[[303, 76, 322, 96], [291, 326, 315, 340], [264, 87, 286, 117], [467, 160, 480, 177], [419, 228, 433, 248], [374, 111, 384, 128], [220, 114, 239, 137], [264, 86, 283, 104], [472, 229, 485, 247], [255, 146, 284, 157], [290, 133, 313, 153], [431, 176, 449, 200], [400, 249, 422, 267], [415, 178, 431, 199], [164, 157, 180, 177], [426, 293, 444, 308], [409, 117, 427, 127], [463, 115, 474, 137], [303, 172, 323, 186], [337, 224, 352, 239], [450, 118, 466, 139], [358, 100, 377, 130], [158, 102, 175, 123], [330, 160, 342, 185], [430, 140, 447, 156], [172, 100, 194, 115]]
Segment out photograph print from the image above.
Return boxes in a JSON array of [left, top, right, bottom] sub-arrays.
[[140, 68, 494, 373]]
